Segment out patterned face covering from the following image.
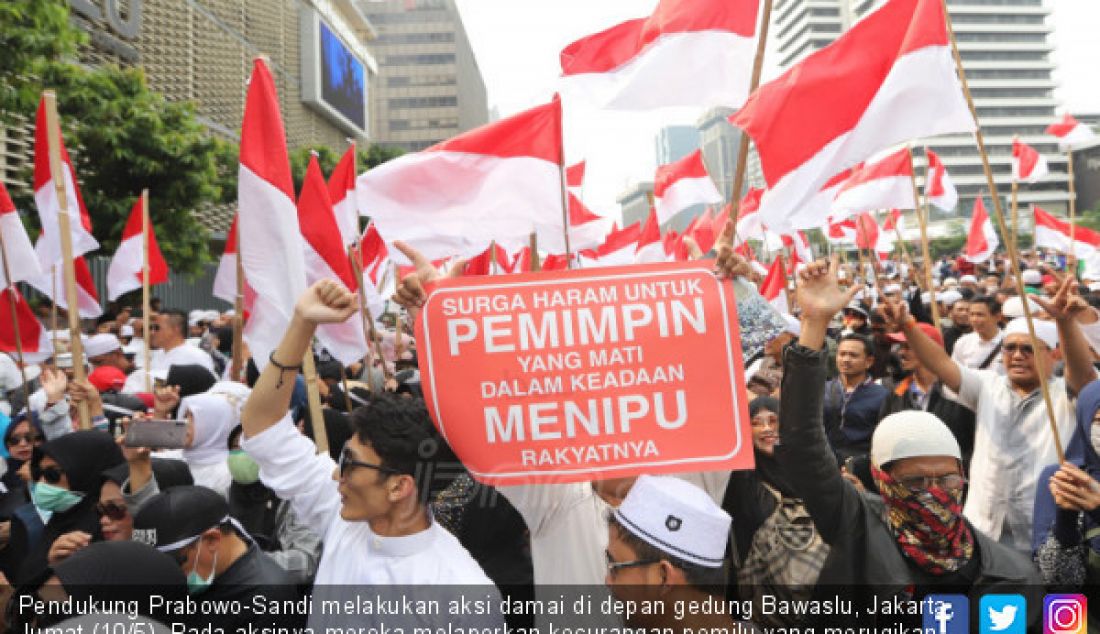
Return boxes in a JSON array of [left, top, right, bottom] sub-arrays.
[[871, 465, 975, 575]]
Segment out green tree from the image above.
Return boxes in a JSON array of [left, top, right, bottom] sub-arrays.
[[0, 0, 84, 121]]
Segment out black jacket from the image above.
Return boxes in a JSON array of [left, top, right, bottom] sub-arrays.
[[776, 342, 1043, 628]]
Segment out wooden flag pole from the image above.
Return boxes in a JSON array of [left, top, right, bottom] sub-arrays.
[[0, 228, 33, 410], [529, 232, 541, 272], [726, 0, 774, 247], [909, 148, 941, 327], [230, 222, 245, 383], [50, 266, 59, 354], [43, 91, 90, 430], [141, 190, 152, 392], [301, 351, 329, 455], [941, 0, 1064, 461], [348, 246, 390, 383]]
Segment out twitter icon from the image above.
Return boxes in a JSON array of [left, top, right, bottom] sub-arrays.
[[981, 594, 1026, 634]]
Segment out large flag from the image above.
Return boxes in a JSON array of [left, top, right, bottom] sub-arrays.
[[653, 149, 723, 224], [33, 96, 99, 270], [924, 148, 958, 212], [558, 0, 760, 111], [579, 221, 642, 267], [358, 97, 563, 262], [28, 255, 102, 318], [1032, 206, 1100, 257], [686, 207, 716, 254], [298, 154, 371, 365], [212, 216, 256, 311], [830, 147, 916, 219], [635, 209, 666, 263], [1046, 113, 1097, 150], [327, 145, 360, 247], [238, 58, 307, 370], [106, 197, 169, 301], [827, 217, 858, 244], [0, 182, 42, 287], [0, 288, 53, 364], [760, 255, 788, 314], [963, 198, 998, 263], [854, 212, 880, 251], [734, 187, 765, 240], [729, 0, 974, 232], [567, 193, 609, 251], [1011, 138, 1049, 184]]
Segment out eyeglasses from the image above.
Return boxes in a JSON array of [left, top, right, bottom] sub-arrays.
[[604, 550, 659, 577], [6, 433, 42, 446], [1003, 342, 1035, 357], [896, 473, 967, 492], [338, 446, 400, 479], [36, 466, 64, 485], [149, 324, 161, 332], [96, 500, 128, 520]]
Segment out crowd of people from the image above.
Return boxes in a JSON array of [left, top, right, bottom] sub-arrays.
[[2, 241, 1100, 632]]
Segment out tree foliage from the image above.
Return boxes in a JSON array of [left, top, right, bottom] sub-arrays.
[[0, 0, 84, 121]]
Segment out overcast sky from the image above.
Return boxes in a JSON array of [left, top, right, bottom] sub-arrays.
[[453, 0, 1100, 219]]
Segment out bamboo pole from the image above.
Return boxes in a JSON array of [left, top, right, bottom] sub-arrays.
[[726, 0, 774, 247], [529, 232, 541, 272], [230, 221, 244, 383], [50, 266, 58, 354], [940, 0, 1064, 462], [43, 91, 90, 430], [910, 148, 941, 327], [141, 190, 152, 392], [348, 246, 391, 383], [339, 366, 354, 412], [0, 227, 32, 410], [301, 351, 329, 455]]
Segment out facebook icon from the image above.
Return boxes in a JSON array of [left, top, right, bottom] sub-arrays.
[[924, 595, 970, 634]]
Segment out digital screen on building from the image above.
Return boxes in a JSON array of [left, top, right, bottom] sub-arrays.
[[319, 21, 366, 130]]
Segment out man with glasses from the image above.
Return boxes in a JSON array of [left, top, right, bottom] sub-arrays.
[[239, 280, 502, 633], [885, 276, 1096, 553], [777, 257, 1041, 628]]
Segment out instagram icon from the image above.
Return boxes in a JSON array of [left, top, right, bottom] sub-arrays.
[[1045, 595, 1087, 634]]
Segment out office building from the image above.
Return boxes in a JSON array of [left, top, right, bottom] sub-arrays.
[[617, 182, 654, 229], [359, 0, 488, 151]]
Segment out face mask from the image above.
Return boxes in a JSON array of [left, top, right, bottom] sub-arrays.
[[1091, 422, 1100, 455], [227, 450, 260, 485], [31, 481, 85, 515], [187, 550, 217, 594]]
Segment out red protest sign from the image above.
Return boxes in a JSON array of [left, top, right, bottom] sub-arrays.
[[415, 261, 752, 485]]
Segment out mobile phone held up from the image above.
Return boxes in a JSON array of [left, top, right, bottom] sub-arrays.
[[124, 419, 188, 449]]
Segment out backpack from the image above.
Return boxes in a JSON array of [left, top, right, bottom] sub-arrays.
[[736, 484, 830, 627]]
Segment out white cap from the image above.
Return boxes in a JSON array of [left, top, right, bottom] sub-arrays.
[[84, 333, 121, 358], [782, 314, 801, 336], [1001, 296, 1042, 319], [920, 292, 931, 305], [939, 290, 963, 307], [884, 283, 902, 295], [613, 475, 731, 568], [202, 310, 219, 323], [1089, 282, 1100, 293], [120, 324, 134, 338], [1021, 269, 1042, 285], [943, 277, 958, 287], [871, 410, 962, 468], [1005, 317, 1058, 350], [960, 274, 977, 284]]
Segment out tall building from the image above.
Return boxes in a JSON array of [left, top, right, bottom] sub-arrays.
[[771, 0, 1070, 219], [359, 0, 488, 151], [617, 182, 654, 228], [655, 126, 701, 165]]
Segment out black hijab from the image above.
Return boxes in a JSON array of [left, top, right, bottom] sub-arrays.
[[749, 396, 798, 498]]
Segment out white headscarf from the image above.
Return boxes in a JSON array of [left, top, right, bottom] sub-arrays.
[[178, 393, 238, 497]]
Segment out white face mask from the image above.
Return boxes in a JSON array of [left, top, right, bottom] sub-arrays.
[[1091, 422, 1100, 455]]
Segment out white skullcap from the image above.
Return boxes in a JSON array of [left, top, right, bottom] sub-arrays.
[[120, 324, 135, 337], [1001, 296, 1042, 319], [202, 310, 220, 323], [1005, 317, 1058, 350], [224, 309, 236, 317], [884, 283, 902, 295], [960, 274, 977, 284], [614, 475, 731, 568], [920, 292, 931, 305], [943, 277, 959, 287], [782, 314, 801, 336], [871, 410, 962, 468], [188, 309, 204, 325], [84, 334, 121, 358], [939, 290, 963, 307], [1021, 269, 1042, 285]]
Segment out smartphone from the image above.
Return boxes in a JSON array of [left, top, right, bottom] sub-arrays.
[[124, 419, 188, 449]]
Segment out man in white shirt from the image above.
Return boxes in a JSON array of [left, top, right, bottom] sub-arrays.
[[123, 310, 215, 392], [886, 279, 1097, 552], [950, 295, 1005, 374], [240, 280, 502, 633]]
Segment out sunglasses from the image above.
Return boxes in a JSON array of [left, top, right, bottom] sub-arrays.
[[1003, 342, 1035, 357], [338, 446, 400, 479], [36, 466, 64, 485], [6, 433, 42, 446], [96, 500, 128, 520], [897, 473, 966, 492]]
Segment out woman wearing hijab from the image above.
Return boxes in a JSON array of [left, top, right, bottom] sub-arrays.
[[16, 431, 124, 583], [1033, 380, 1100, 617], [1, 413, 44, 506], [178, 393, 237, 497]]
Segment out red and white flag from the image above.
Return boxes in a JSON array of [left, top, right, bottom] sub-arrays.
[[729, 0, 974, 232], [463, 243, 511, 276], [782, 231, 813, 269], [686, 207, 716, 254], [653, 149, 722, 224], [238, 58, 307, 370], [28, 254, 102, 318], [830, 147, 916, 219], [876, 210, 904, 254], [541, 253, 573, 271], [963, 198, 998, 263], [854, 212, 880, 251], [0, 181, 42, 287], [33, 96, 99, 270], [579, 221, 642, 267], [734, 187, 765, 240], [106, 197, 169, 301], [1032, 205, 1100, 257], [298, 154, 371, 365], [357, 223, 390, 285], [559, 0, 760, 111], [327, 145, 360, 247], [0, 288, 53, 364], [212, 216, 257, 311], [1046, 113, 1097, 150], [924, 148, 957, 212], [827, 217, 858, 244], [568, 192, 610, 251], [760, 255, 788, 314], [565, 160, 586, 189], [359, 97, 563, 261], [635, 209, 667, 263], [1011, 138, 1049, 184]]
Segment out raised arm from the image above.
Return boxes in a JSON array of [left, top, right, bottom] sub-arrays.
[[1034, 277, 1099, 395], [883, 301, 962, 393]]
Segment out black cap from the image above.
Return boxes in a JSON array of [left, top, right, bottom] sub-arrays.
[[132, 485, 229, 551]]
